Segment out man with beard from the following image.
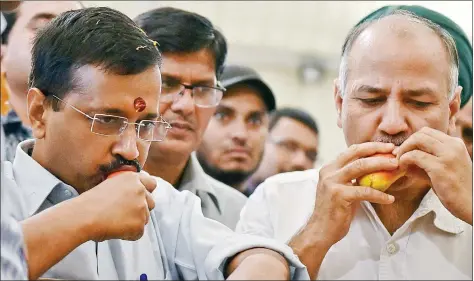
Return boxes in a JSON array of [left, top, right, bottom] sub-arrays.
[[3, 6, 308, 280], [197, 65, 275, 196], [136, 9, 249, 229], [245, 107, 319, 196], [236, 10, 472, 279]]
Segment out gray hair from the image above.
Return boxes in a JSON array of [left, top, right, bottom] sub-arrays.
[[338, 10, 459, 99]]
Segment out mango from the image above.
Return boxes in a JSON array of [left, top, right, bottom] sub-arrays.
[[357, 153, 406, 192], [107, 171, 131, 179]]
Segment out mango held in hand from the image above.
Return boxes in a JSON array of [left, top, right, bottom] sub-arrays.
[[357, 153, 406, 192]]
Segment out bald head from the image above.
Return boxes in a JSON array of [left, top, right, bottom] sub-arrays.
[[339, 11, 459, 99]]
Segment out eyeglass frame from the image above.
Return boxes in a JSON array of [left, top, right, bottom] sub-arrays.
[[268, 136, 318, 163], [159, 81, 226, 108], [51, 95, 172, 142]]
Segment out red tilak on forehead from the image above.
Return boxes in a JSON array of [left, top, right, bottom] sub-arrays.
[[134, 97, 146, 112]]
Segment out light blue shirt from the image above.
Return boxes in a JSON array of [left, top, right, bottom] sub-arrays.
[[6, 140, 309, 280]]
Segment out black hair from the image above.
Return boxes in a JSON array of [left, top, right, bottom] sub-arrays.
[[134, 7, 227, 78], [269, 107, 319, 136], [29, 6, 161, 109], [1, 11, 17, 44]]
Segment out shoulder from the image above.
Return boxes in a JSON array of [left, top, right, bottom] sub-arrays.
[[205, 175, 247, 205], [258, 169, 319, 198]]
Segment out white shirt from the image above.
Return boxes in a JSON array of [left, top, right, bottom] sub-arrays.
[[176, 153, 247, 229], [5, 140, 309, 280], [236, 169, 473, 280]]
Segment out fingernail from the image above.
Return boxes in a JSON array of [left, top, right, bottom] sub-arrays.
[[392, 147, 399, 155], [388, 195, 395, 202], [389, 158, 398, 164]]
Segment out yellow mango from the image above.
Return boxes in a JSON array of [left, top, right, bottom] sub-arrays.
[[357, 153, 406, 192]]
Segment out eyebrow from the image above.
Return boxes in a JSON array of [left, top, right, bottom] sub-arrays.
[[353, 84, 437, 98], [91, 108, 158, 120], [162, 74, 215, 86], [353, 84, 390, 95], [402, 88, 437, 98], [29, 13, 56, 23]]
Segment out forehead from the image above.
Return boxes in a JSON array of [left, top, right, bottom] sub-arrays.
[[271, 117, 318, 147], [160, 49, 216, 83], [17, 1, 82, 23], [220, 84, 267, 112], [70, 65, 161, 115], [347, 16, 451, 93]]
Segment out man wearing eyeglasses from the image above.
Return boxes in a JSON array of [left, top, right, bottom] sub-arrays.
[[135, 8, 248, 229], [245, 108, 319, 196], [3, 6, 309, 280]]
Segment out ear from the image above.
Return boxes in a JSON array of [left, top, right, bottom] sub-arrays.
[[27, 88, 48, 139], [334, 78, 343, 129], [448, 86, 462, 136]]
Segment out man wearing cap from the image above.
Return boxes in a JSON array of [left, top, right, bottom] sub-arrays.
[[137, 8, 248, 229], [197, 64, 275, 196], [237, 8, 472, 280]]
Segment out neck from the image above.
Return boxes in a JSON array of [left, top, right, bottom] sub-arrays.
[[144, 150, 189, 186], [8, 90, 30, 126], [372, 181, 430, 235]]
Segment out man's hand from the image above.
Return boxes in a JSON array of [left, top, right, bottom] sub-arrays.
[[81, 172, 157, 241], [289, 142, 396, 279], [395, 127, 473, 225]]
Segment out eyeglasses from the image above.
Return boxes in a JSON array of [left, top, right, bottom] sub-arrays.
[[52, 95, 172, 142], [160, 81, 226, 108], [269, 137, 318, 163]]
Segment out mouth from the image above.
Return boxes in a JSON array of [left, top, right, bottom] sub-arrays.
[[102, 165, 138, 181], [225, 147, 252, 158], [170, 121, 193, 131]]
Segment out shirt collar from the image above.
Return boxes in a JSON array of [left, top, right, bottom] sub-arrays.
[[178, 153, 221, 211], [13, 139, 78, 216], [363, 188, 465, 235], [412, 189, 466, 234]]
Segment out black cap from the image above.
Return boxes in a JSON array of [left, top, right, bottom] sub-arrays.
[[220, 65, 276, 112]]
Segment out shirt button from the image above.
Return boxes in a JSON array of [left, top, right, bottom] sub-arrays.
[[63, 189, 72, 197], [386, 243, 398, 255]]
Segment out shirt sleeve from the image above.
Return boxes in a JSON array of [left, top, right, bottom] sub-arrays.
[[235, 181, 275, 238], [151, 178, 309, 280], [176, 191, 309, 280], [1, 214, 28, 280]]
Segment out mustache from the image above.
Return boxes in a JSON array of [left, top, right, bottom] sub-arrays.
[[98, 156, 142, 175], [372, 134, 408, 146]]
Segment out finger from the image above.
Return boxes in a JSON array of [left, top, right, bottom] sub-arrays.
[[336, 142, 395, 168], [394, 130, 443, 159], [344, 185, 395, 204], [139, 173, 157, 193], [399, 149, 439, 174], [417, 126, 452, 144], [144, 207, 150, 225], [145, 191, 155, 211], [337, 155, 399, 183]]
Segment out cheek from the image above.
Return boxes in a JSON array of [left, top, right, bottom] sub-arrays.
[[196, 107, 215, 135], [342, 105, 377, 145], [137, 142, 151, 166]]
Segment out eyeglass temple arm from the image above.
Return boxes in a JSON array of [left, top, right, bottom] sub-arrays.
[[52, 95, 95, 120]]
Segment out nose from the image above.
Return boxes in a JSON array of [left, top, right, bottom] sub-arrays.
[[378, 98, 409, 136], [230, 119, 249, 146], [289, 149, 312, 171], [170, 89, 194, 117], [112, 124, 140, 161]]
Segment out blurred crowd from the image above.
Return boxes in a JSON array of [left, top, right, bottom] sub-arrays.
[[0, 1, 472, 280]]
